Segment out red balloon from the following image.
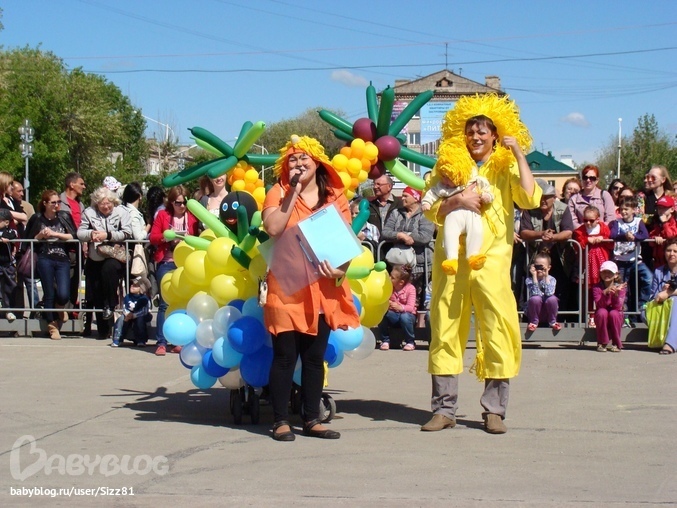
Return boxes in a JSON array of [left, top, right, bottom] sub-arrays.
[[375, 135, 401, 161], [368, 161, 386, 179], [352, 118, 377, 142]]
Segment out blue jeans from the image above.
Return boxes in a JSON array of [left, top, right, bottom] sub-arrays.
[[36, 255, 71, 323], [155, 261, 176, 346], [617, 260, 652, 314], [113, 315, 150, 343], [379, 310, 416, 344]]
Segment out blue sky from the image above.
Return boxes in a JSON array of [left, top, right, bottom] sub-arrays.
[[2, 0, 676, 166]]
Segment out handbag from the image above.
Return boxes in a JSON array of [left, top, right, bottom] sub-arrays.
[[385, 245, 417, 268], [17, 250, 37, 278], [96, 243, 129, 264], [645, 299, 673, 349], [130, 243, 148, 277]]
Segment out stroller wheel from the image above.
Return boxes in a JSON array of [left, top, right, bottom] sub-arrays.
[[320, 393, 336, 423], [248, 386, 260, 424]]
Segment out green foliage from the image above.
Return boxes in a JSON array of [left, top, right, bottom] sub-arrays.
[[597, 114, 676, 190], [0, 47, 147, 206]]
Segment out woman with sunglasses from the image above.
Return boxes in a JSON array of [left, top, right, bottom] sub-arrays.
[[26, 190, 78, 339], [567, 165, 616, 229], [149, 185, 199, 356], [607, 178, 627, 218], [638, 165, 673, 225]]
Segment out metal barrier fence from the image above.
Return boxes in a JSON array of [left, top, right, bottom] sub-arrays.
[[1, 236, 656, 337]]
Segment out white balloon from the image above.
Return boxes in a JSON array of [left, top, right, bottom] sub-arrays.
[[344, 326, 376, 360], [180, 341, 204, 366], [218, 368, 245, 389], [212, 305, 243, 339], [186, 293, 219, 323], [195, 319, 217, 349]]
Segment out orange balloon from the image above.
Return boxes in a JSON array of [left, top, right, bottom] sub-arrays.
[[245, 182, 256, 192], [232, 167, 246, 180], [340, 146, 352, 158], [361, 157, 371, 170]]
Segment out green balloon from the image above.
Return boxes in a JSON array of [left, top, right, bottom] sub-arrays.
[[186, 199, 237, 241], [384, 159, 425, 190]]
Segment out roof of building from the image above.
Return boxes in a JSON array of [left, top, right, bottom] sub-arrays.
[[388, 69, 503, 98], [526, 150, 578, 174]]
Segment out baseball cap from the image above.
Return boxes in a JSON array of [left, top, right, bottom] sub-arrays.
[[656, 195, 675, 208], [600, 260, 618, 274], [131, 276, 151, 294], [536, 178, 556, 196]]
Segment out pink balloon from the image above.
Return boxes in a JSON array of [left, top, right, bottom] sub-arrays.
[[352, 118, 377, 142], [368, 161, 387, 179], [375, 135, 401, 161]]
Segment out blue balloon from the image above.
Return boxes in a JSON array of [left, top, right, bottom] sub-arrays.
[[327, 348, 344, 369], [163, 313, 198, 346], [228, 299, 245, 312], [352, 294, 362, 315], [202, 350, 230, 378], [240, 346, 273, 388], [190, 365, 217, 389], [179, 355, 193, 370], [324, 338, 339, 365], [211, 337, 243, 368], [330, 326, 364, 351], [241, 297, 264, 322], [228, 316, 266, 355]]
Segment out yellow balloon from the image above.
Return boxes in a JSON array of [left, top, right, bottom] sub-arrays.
[[345, 190, 355, 200], [364, 270, 391, 304], [206, 236, 237, 266], [183, 250, 208, 285], [172, 241, 194, 268], [364, 142, 378, 161], [231, 180, 246, 192], [347, 157, 362, 177], [200, 229, 217, 241], [332, 153, 349, 171], [360, 299, 390, 327], [350, 138, 366, 159], [349, 278, 367, 297], [350, 246, 375, 270], [339, 171, 352, 189], [357, 169, 369, 183], [244, 169, 259, 184], [248, 254, 268, 280], [209, 274, 240, 306], [234, 273, 258, 300], [252, 186, 266, 204]]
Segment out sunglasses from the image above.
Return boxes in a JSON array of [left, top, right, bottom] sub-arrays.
[[583, 219, 598, 224], [644, 176, 657, 182], [582, 175, 598, 182], [612, 186, 624, 191], [534, 264, 545, 270], [48, 200, 62, 205], [173, 200, 186, 206]]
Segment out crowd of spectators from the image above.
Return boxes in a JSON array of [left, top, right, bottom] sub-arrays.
[[1, 163, 676, 354]]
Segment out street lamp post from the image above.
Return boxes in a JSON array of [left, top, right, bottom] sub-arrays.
[[617, 118, 622, 180], [18, 119, 34, 202], [135, 111, 176, 143]]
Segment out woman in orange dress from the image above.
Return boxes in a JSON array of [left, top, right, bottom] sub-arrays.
[[262, 135, 359, 442]]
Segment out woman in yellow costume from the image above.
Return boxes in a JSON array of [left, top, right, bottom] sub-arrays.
[[420, 94, 541, 434]]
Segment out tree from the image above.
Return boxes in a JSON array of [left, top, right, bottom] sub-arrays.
[[596, 114, 676, 190], [0, 47, 147, 205]]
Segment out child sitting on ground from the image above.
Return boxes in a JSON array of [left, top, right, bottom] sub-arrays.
[[112, 276, 152, 347], [378, 264, 417, 351], [573, 205, 613, 327], [0, 209, 17, 322], [593, 260, 627, 352], [525, 252, 560, 331]]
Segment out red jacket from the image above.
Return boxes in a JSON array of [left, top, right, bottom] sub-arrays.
[[649, 216, 677, 267], [149, 209, 200, 263]]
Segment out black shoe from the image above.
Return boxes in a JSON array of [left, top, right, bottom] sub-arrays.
[[272, 421, 295, 442], [303, 419, 340, 439], [102, 307, 113, 320]]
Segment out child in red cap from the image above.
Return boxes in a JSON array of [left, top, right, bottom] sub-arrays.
[[649, 194, 677, 268]]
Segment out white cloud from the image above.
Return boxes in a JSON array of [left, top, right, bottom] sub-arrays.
[[330, 70, 368, 88], [560, 112, 590, 128]]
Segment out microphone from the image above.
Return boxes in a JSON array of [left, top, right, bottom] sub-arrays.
[[289, 173, 301, 187]]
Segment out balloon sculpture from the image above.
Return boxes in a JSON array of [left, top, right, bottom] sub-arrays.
[[319, 83, 438, 192]]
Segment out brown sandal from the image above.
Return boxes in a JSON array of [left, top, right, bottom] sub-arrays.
[[659, 344, 675, 355]]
